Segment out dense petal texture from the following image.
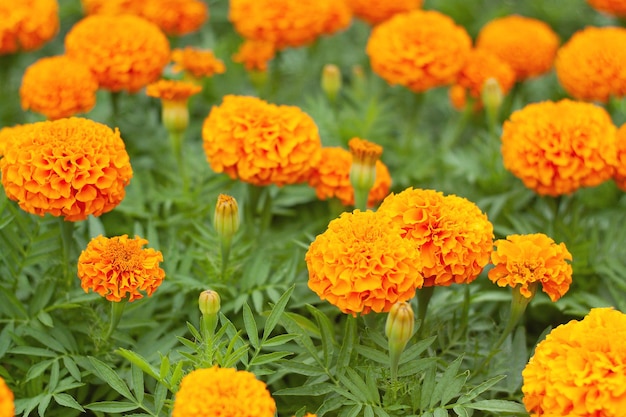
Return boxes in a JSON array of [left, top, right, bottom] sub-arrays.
[[171, 47, 226, 79], [0, 0, 59, 54], [202, 95, 322, 186], [0, 118, 133, 221], [523, 308, 626, 417], [366, 10, 472, 93], [347, 0, 422, 25], [172, 367, 276, 417], [146, 79, 202, 102], [306, 210, 424, 316], [77, 235, 165, 302], [0, 377, 14, 417], [232, 40, 276, 72], [501, 99, 617, 196], [378, 188, 494, 287], [587, 0, 626, 15]]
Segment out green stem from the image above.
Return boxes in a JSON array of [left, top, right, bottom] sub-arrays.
[[353, 187, 368, 212], [169, 131, 188, 192], [58, 218, 75, 287], [103, 300, 127, 342], [220, 237, 232, 279], [416, 286, 435, 338]]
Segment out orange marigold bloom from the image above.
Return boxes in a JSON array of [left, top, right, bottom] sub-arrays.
[[555, 26, 626, 102], [366, 10, 472, 93], [378, 188, 494, 287], [232, 40, 276, 72], [0, 123, 36, 158], [77, 235, 165, 302], [488, 234, 572, 302], [306, 210, 424, 316], [20, 55, 98, 120], [347, 0, 422, 25], [307, 147, 391, 207], [501, 99, 617, 196], [522, 308, 626, 417], [65, 15, 170, 93], [0, 376, 14, 417], [614, 123, 626, 191], [0, 0, 59, 54], [202, 95, 322, 187], [146, 79, 201, 102], [320, 0, 352, 35], [587, 0, 626, 15], [172, 366, 276, 417], [476, 15, 559, 80], [171, 47, 226, 80], [0, 118, 133, 221]]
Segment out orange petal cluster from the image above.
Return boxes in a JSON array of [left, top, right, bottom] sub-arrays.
[[378, 188, 494, 287], [171, 47, 226, 79], [0, 118, 133, 221], [232, 40, 276, 72], [172, 366, 276, 417], [488, 234, 572, 302], [501, 99, 617, 196], [20, 55, 98, 120], [77, 235, 165, 302], [522, 308, 626, 416], [202, 95, 322, 187], [0, 123, 36, 158], [0, 376, 14, 417], [615, 123, 626, 191], [587, 0, 626, 15], [0, 0, 59, 54], [366, 10, 472, 93], [347, 0, 422, 25], [476, 15, 559, 80], [146, 79, 202, 102], [306, 210, 424, 316], [555, 26, 626, 102], [65, 15, 170, 93], [307, 147, 391, 207]]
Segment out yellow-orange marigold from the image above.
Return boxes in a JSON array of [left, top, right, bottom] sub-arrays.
[[306, 210, 424, 315], [366, 10, 472, 93], [307, 147, 391, 207], [0, 376, 14, 417], [347, 0, 422, 25], [614, 123, 626, 191], [0, 118, 133, 221], [0, 0, 59, 54], [378, 188, 494, 287], [0, 123, 36, 158], [146, 79, 202, 102], [522, 308, 626, 417], [171, 47, 226, 80], [232, 40, 276, 72], [65, 15, 170, 92], [202, 95, 322, 187], [320, 0, 352, 35], [172, 367, 276, 417], [555, 26, 626, 102], [501, 99, 617, 196], [587, 0, 626, 15], [476, 15, 559, 80], [488, 234, 572, 302], [20, 55, 98, 120], [78, 235, 164, 302]]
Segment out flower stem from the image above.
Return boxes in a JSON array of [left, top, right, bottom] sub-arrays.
[[416, 286, 435, 338], [169, 131, 189, 192], [104, 300, 127, 342], [58, 218, 75, 287]]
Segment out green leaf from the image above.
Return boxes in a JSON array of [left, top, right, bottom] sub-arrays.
[[441, 371, 469, 407], [420, 363, 436, 411], [37, 311, 54, 328], [48, 359, 60, 392], [261, 333, 298, 347], [159, 355, 170, 381], [262, 285, 294, 342], [243, 303, 259, 349], [87, 356, 135, 401], [430, 355, 464, 409], [10, 346, 57, 358], [53, 393, 85, 412], [62, 356, 81, 382], [335, 315, 356, 379], [85, 401, 140, 413], [457, 375, 507, 404], [153, 380, 168, 414], [277, 360, 324, 377], [37, 394, 52, 417], [307, 305, 336, 369], [116, 348, 160, 380], [433, 408, 448, 417], [250, 351, 292, 366], [345, 404, 363, 417], [273, 382, 335, 396], [131, 363, 145, 404], [26, 359, 54, 382], [465, 399, 527, 413], [355, 345, 388, 364], [452, 405, 469, 417]]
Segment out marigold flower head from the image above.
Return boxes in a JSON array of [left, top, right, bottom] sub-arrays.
[[522, 307, 626, 416], [614, 123, 626, 191], [171, 47, 226, 80], [0, 376, 14, 417], [232, 40, 276, 72], [476, 15, 559, 80], [202, 95, 322, 187], [555, 26, 626, 102], [172, 366, 276, 417], [587, 0, 626, 16], [366, 10, 472, 93], [347, 0, 422, 25], [501, 99, 617, 196], [320, 0, 352, 35], [0, 0, 59, 54], [146, 79, 201, 102], [0, 118, 133, 221], [20, 55, 98, 120], [378, 188, 494, 287], [0, 123, 36, 158], [65, 14, 170, 92]]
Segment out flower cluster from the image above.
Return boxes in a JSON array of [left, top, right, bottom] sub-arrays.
[[476, 15, 559, 80], [171, 47, 226, 80], [347, 0, 422, 25], [0, 118, 133, 221], [378, 188, 494, 287], [488, 234, 573, 302], [615, 123, 626, 191], [65, 14, 170, 92], [366, 10, 472, 93], [0, 376, 14, 417], [232, 40, 277, 72], [20, 55, 98, 120], [555, 26, 626, 102], [172, 367, 276, 417], [202, 95, 322, 186], [501, 99, 617, 196], [586, 0, 626, 15], [306, 210, 423, 315], [0, 0, 59, 54], [77, 235, 165, 302], [522, 308, 626, 416]]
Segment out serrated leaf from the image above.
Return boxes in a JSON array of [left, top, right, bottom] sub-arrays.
[[430, 355, 464, 409], [440, 371, 469, 406], [85, 401, 140, 413], [131, 364, 144, 403], [465, 399, 527, 413], [262, 285, 294, 341], [53, 393, 85, 412], [307, 305, 335, 369], [116, 348, 160, 380], [153, 380, 168, 414], [243, 303, 259, 349], [159, 355, 170, 381], [273, 382, 335, 396], [62, 356, 82, 382], [420, 364, 436, 411], [26, 359, 54, 382], [452, 405, 469, 417], [433, 407, 448, 417], [335, 315, 356, 379], [250, 351, 292, 366], [458, 375, 506, 404], [338, 370, 370, 403], [355, 345, 388, 364], [37, 394, 52, 417], [48, 360, 60, 392], [277, 360, 324, 376], [345, 404, 362, 417], [262, 333, 297, 347], [87, 356, 135, 401]]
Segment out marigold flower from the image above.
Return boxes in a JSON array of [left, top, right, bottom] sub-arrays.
[[555, 26, 626, 102], [320, 0, 352, 35], [0, 376, 14, 417], [172, 366, 276, 417], [347, 0, 422, 25], [171, 47, 226, 80], [522, 308, 626, 416], [488, 234, 572, 302], [306, 210, 424, 316], [77, 235, 165, 302], [202, 95, 322, 187], [378, 188, 494, 287], [0, 123, 36, 158], [20, 55, 98, 120], [366, 10, 472, 93], [614, 123, 626, 191], [501, 99, 617, 196], [587, 0, 626, 16], [476, 15, 559, 80], [232, 40, 276, 72], [146, 79, 202, 102], [0, 0, 59, 54], [1, 118, 133, 221], [65, 15, 170, 93]]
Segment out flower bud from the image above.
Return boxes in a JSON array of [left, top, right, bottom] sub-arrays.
[[199, 289, 221, 316], [385, 302, 415, 349], [214, 194, 240, 242], [321, 64, 342, 102], [162, 100, 190, 135], [481, 77, 503, 117], [349, 138, 382, 210]]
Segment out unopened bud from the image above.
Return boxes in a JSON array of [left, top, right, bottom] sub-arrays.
[[199, 290, 221, 316], [481, 77, 503, 117], [321, 64, 342, 102], [349, 138, 382, 209], [162, 101, 190, 135], [386, 302, 415, 348], [214, 194, 240, 241]]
